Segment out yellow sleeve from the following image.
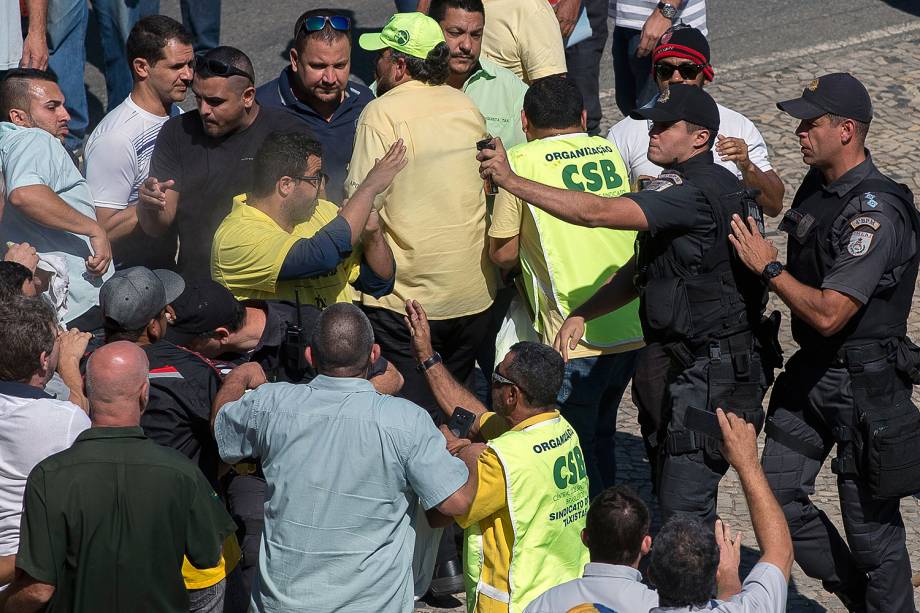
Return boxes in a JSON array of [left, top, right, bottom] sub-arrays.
[[345, 120, 390, 202], [477, 411, 511, 441], [456, 448, 508, 529], [519, 0, 568, 81], [212, 218, 299, 295], [488, 188, 524, 239]]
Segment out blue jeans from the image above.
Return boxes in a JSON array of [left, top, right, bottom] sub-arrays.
[[47, 0, 89, 151], [92, 0, 143, 112], [557, 349, 640, 497], [142, 0, 220, 53], [611, 26, 658, 117]]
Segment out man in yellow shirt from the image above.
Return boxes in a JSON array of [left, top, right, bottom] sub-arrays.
[[488, 77, 642, 497], [479, 0, 567, 83], [407, 300, 589, 613], [211, 132, 406, 309]]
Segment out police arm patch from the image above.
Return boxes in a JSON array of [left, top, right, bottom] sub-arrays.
[[847, 230, 874, 256], [642, 170, 683, 192], [849, 216, 881, 231]]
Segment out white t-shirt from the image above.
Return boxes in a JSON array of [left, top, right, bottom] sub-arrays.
[[607, 101, 773, 185], [84, 94, 179, 210], [1, 0, 22, 71], [0, 386, 90, 558]]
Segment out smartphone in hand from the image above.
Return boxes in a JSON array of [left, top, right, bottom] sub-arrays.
[[447, 407, 477, 439]]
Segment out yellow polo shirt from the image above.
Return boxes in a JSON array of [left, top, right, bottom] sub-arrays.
[[457, 410, 560, 613], [211, 195, 360, 308], [481, 0, 568, 83], [345, 80, 496, 320], [489, 191, 644, 360]]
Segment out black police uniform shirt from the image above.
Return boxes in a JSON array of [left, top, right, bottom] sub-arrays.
[[787, 154, 916, 306], [148, 106, 311, 279], [140, 340, 223, 486], [627, 152, 718, 278]]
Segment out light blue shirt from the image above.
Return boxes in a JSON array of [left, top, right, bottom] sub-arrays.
[[215, 375, 468, 613], [650, 562, 787, 613], [525, 563, 659, 613], [0, 123, 112, 322]]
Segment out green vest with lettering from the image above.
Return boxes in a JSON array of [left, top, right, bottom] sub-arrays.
[[463, 414, 590, 613], [507, 135, 642, 348]]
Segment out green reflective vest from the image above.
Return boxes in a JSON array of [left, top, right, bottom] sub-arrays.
[[464, 414, 590, 612], [507, 134, 642, 349]]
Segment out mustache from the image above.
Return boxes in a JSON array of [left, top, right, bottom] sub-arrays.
[[450, 52, 475, 60]]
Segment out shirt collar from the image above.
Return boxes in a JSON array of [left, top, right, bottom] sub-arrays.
[[822, 150, 876, 197], [309, 374, 376, 393], [512, 409, 560, 431], [674, 150, 714, 172], [463, 58, 497, 89], [543, 132, 589, 142], [583, 562, 644, 581], [0, 380, 53, 400], [76, 426, 147, 442]]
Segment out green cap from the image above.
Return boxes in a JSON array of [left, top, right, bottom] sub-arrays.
[[358, 12, 445, 60]]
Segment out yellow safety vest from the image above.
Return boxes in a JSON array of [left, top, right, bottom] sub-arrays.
[[507, 135, 642, 348], [464, 415, 590, 612]]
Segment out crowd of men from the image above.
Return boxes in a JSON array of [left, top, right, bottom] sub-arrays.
[[0, 0, 918, 612]]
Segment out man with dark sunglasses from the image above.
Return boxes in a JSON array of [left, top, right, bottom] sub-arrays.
[[405, 299, 590, 613], [137, 46, 311, 279], [607, 25, 785, 218], [256, 9, 372, 205]]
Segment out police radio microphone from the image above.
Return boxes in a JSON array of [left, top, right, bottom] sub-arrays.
[[283, 290, 310, 375]]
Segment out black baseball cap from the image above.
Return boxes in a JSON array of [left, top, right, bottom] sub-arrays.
[[629, 83, 720, 132], [166, 279, 242, 346], [776, 72, 872, 123]]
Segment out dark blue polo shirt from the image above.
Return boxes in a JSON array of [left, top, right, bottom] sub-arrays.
[[256, 68, 374, 204]]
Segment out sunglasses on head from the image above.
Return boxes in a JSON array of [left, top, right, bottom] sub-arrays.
[[195, 57, 253, 82], [654, 62, 705, 81], [299, 14, 352, 35]]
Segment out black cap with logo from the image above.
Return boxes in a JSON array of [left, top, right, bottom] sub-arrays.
[[629, 83, 720, 132], [776, 72, 872, 123]]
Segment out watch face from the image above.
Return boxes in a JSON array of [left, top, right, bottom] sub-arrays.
[[659, 2, 678, 17]]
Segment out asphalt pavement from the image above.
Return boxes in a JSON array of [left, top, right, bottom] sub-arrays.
[[83, 0, 920, 129]]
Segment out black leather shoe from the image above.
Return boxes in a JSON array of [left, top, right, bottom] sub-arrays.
[[429, 558, 464, 597]]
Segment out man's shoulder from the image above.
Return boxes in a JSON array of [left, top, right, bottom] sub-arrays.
[[144, 341, 220, 381], [0, 123, 58, 153], [478, 57, 527, 91], [608, 115, 646, 142], [715, 103, 760, 136], [257, 105, 313, 133], [254, 73, 284, 107], [345, 80, 375, 105]]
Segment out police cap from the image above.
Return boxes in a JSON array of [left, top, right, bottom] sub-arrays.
[[166, 279, 241, 346], [776, 72, 872, 123], [629, 83, 720, 133]]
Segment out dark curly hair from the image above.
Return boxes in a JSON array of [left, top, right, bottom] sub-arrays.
[[648, 516, 720, 607], [392, 42, 450, 86]]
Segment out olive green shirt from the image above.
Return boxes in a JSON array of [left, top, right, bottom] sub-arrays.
[[15, 427, 236, 613]]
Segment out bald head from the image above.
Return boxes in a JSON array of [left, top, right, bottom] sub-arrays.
[[86, 341, 150, 425]]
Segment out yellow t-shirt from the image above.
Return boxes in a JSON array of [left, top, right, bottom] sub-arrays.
[[182, 534, 241, 590], [345, 80, 496, 320], [481, 0, 568, 83], [211, 196, 360, 309], [489, 192, 644, 359], [457, 410, 560, 613]]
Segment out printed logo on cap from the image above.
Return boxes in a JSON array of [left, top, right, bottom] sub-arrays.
[[658, 88, 671, 103], [395, 29, 410, 45], [661, 30, 674, 44], [808, 78, 819, 91]]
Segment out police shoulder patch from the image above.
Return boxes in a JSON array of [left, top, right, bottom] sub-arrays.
[[847, 230, 874, 256], [860, 192, 880, 210], [642, 170, 683, 192], [849, 215, 882, 231]]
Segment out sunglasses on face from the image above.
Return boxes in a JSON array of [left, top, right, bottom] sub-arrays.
[[195, 57, 253, 82], [300, 15, 352, 35], [491, 366, 518, 387], [293, 172, 328, 187], [654, 62, 705, 80]]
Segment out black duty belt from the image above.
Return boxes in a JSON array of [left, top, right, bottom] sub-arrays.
[[800, 339, 896, 370]]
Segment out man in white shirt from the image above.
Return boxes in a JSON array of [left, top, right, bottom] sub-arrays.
[[0, 296, 90, 588], [607, 25, 784, 217], [84, 15, 194, 270]]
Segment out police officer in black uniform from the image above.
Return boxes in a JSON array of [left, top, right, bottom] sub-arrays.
[[477, 83, 776, 523], [729, 73, 920, 613]]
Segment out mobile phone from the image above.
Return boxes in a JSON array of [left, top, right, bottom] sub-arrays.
[[476, 136, 498, 196], [447, 407, 477, 439], [684, 405, 723, 441]]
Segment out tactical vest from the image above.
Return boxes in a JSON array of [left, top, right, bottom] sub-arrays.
[[464, 415, 590, 613], [635, 156, 767, 344], [784, 176, 920, 353], [507, 135, 643, 348]]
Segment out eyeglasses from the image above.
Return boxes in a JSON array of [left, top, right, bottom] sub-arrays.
[[491, 366, 519, 387], [654, 62, 705, 81], [293, 172, 328, 187], [195, 57, 253, 82], [299, 14, 352, 36]]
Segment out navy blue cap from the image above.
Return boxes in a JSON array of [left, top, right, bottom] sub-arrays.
[[630, 83, 720, 132], [777, 72, 872, 123]]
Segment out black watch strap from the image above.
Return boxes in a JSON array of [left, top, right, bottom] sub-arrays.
[[417, 352, 443, 373], [762, 261, 785, 281]]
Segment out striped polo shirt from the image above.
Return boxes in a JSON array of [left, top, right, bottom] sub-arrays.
[[609, 0, 708, 36]]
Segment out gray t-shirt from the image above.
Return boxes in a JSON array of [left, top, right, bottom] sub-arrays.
[[215, 375, 468, 613], [524, 563, 659, 613], [650, 562, 788, 613]]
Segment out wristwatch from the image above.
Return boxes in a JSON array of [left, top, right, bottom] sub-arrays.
[[762, 261, 785, 281], [656, 1, 679, 19], [417, 352, 443, 373]]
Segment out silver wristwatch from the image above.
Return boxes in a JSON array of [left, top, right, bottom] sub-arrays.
[[656, 1, 679, 19]]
